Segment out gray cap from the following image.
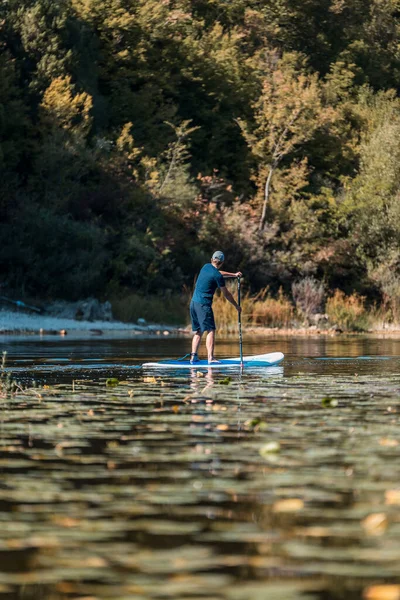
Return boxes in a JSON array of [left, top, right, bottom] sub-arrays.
[[212, 250, 225, 262]]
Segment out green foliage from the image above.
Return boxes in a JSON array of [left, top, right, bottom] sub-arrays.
[[0, 202, 109, 299], [0, 48, 29, 214], [342, 89, 400, 301], [238, 51, 332, 229], [1, 0, 400, 316]]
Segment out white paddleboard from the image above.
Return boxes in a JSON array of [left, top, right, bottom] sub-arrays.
[[142, 352, 284, 369]]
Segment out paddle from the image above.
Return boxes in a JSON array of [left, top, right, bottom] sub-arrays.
[[237, 276, 243, 367]]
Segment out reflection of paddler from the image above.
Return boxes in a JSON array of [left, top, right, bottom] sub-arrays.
[[189, 367, 215, 394]]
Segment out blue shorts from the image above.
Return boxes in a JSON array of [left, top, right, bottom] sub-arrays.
[[190, 301, 216, 333]]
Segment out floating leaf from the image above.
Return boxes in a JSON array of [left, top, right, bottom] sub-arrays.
[[106, 378, 119, 387], [273, 498, 304, 513], [259, 441, 280, 458], [364, 585, 400, 600], [245, 418, 268, 431], [379, 438, 399, 447], [245, 418, 263, 428], [385, 490, 400, 505], [362, 513, 388, 536], [218, 377, 232, 385], [321, 397, 338, 408]]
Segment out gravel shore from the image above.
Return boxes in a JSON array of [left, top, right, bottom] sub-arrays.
[[0, 309, 188, 335]]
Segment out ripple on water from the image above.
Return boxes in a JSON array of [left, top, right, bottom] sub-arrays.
[[1, 337, 400, 599]]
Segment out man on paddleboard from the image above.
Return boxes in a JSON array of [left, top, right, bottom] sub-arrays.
[[190, 251, 242, 364]]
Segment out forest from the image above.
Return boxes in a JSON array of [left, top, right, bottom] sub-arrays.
[[1, 0, 400, 324]]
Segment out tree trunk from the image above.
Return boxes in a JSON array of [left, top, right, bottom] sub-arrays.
[[259, 166, 274, 231]]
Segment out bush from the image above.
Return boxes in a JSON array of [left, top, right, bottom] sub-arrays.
[[326, 290, 370, 331], [292, 277, 325, 322], [0, 202, 109, 300], [111, 292, 189, 325], [369, 260, 400, 324]]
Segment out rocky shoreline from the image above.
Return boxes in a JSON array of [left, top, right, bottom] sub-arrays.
[[2, 298, 399, 338], [0, 309, 189, 337]]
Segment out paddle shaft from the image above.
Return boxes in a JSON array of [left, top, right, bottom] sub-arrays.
[[237, 277, 243, 366]]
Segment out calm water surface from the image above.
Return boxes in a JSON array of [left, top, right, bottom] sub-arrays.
[[0, 333, 400, 600]]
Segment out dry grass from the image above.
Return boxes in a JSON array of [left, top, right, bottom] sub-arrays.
[[212, 284, 294, 332], [111, 286, 388, 333], [251, 287, 294, 327], [111, 293, 188, 325], [326, 290, 370, 332]]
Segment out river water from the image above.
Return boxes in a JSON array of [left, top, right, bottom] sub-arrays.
[[0, 333, 400, 600]]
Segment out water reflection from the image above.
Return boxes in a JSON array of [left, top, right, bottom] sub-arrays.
[[189, 366, 215, 394], [1, 335, 400, 599]]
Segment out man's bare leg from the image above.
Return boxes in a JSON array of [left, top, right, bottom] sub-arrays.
[[191, 331, 202, 357], [206, 330, 218, 362]]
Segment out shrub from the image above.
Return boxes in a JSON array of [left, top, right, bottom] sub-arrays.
[[111, 292, 188, 325], [370, 262, 400, 324], [0, 202, 109, 300], [326, 290, 370, 331], [292, 277, 325, 322]]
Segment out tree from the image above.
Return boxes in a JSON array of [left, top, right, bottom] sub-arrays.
[[40, 75, 92, 136], [238, 52, 332, 231], [344, 89, 400, 300], [0, 49, 29, 205]]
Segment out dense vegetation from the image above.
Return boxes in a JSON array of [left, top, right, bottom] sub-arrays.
[[1, 0, 400, 320]]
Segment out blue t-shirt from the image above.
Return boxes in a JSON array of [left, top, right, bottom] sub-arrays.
[[192, 263, 226, 306]]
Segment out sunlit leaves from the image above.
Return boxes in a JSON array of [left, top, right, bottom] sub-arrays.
[[40, 75, 93, 137], [238, 51, 333, 229]]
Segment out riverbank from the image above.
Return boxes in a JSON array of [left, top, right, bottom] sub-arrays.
[[0, 309, 189, 336], [2, 308, 400, 338]]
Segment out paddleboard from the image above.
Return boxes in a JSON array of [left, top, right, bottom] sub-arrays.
[[142, 352, 284, 369]]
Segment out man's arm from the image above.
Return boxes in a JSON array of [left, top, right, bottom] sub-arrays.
[[220, 270, 242, 278], [220, 285, 241, 311]]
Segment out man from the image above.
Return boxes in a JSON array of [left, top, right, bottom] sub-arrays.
[[190, 251, 242, 364]]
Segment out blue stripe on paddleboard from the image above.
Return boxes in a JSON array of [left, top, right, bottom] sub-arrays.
[[142, 360, 284, 369], [142, 352, 284, 369]]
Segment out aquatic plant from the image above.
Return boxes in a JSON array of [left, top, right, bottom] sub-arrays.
[[0, 351, 13, 396]]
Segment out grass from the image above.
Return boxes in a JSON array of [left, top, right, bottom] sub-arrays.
[[212, 284, 294, 332], [326, 290, 370, 332], [110, 286, 397, 333], [110, 284, 294, 331], [250, 287, 294, 328], [111, 292, 189, 325]]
